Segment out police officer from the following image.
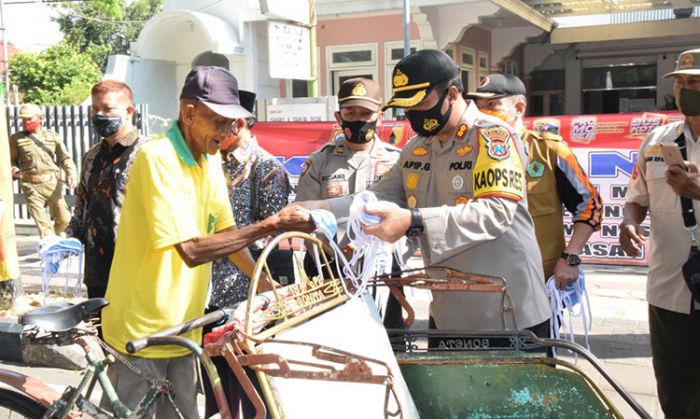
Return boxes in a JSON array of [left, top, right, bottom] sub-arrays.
[[296, 77, 400, 214], [10, 104, 77, 237], [467, 74, 603, 289], [297, 50, 551, 338], [295, 78, 404, 326]]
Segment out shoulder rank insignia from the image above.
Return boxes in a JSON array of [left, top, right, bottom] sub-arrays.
[[456, 144, 473, 157], [527, 161, 545, 178], [412, 146, 429, 157], [455, 123, 468, 140], [480, 126, 510, 161], [335, 144, 345, 155]]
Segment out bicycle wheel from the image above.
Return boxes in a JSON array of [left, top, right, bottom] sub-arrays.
[[0, 388, 46, 419]]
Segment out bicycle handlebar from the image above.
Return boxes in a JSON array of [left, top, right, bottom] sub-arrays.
[[126, 308, 231, 354]]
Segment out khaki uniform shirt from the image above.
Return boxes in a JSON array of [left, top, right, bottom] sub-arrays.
[[626, 121, 700, 314], [9, 128, 77, 181], [523, 130, 602, 278], [296, 135, 400, 244], [329, 103, 550, 330]]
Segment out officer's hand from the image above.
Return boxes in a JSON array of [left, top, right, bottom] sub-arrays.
[[667, 162, 700, 200], [362, 204, 411, 243], [66, 176, 77, 189], [619, 221, 645, 257], [552, 260, 579, 290], [10, 166, 20, 179]]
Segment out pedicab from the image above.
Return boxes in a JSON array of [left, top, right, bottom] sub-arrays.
[[203, 231, 653, 419]]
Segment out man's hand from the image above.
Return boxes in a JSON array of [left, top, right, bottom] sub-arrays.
[[274, 204, 314, 232], [362, 204, 411, 243], [10, 166, 20, 179], [667, 162, 700, 200], [66, 176, 77, 189], [619, 221, 646, 257], [552, 259, 579, 290]]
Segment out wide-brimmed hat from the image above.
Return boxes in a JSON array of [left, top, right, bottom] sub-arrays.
[[664, 49, 700, 78], [18, 104, 42, 118], [383, 49, 459, 110], [465, 74, 526, 99], [180, 66, 253, 119], [337, 77, 382, 112]]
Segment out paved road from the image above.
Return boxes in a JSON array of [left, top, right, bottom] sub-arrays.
[[2, 234, 662, 418]]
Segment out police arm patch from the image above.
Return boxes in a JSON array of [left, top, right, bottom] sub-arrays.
[[300, 159, 311, 178], [472, 130, 525, 201]]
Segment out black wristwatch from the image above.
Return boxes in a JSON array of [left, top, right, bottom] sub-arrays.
[[561, 252, 581, 267], [405, 208, 424, 238]]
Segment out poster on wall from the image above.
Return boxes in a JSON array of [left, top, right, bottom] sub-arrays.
[[254, 111, 683, 267]]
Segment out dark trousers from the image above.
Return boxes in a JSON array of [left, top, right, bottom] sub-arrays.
[[87, 285, 107, 299], [201, 310, 268, 419], [649, 304, 700, 419]]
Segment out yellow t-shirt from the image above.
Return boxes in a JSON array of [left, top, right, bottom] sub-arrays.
[[102, 122, 234, 358]]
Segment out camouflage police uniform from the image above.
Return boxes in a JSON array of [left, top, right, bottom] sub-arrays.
[[10, 125, 77, 237]]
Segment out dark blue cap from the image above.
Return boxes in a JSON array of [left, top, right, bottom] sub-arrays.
[[180, 66, 253, 119]]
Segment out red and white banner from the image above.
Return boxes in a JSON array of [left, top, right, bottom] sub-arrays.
[[254, 112, 684, 266]]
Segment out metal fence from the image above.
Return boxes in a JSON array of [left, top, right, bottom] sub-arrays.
[[8, 104, 149, 224]]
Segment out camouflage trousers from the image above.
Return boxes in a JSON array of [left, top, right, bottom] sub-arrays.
[[20, 176, 71, 238]]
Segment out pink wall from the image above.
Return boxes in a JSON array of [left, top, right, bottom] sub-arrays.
[[316, 14, 421, 96]]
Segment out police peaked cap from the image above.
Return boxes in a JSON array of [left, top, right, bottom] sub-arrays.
[[383, 49, 460, 110], [466, 74, 527, 99]]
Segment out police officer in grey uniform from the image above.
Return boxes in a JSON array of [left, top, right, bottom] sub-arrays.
[[295, 77, 400, 238], [297, 50, 551, 338], [296, 78, 404, 326]]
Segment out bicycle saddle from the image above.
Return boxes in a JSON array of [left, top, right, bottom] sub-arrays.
[[20, 298, 109, 332]]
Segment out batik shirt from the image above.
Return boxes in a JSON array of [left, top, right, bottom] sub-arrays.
[[66, 130, 146, 287], [210, 136, 291, 307]]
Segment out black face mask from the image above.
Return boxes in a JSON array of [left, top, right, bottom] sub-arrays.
[[676, 88, 700, 117], [92, 115, 122, 138], [405, 88, 453, 137], [341, 119, 377, 144]]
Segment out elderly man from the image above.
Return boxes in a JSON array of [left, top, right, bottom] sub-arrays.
[[620, 48, 700, 418], [296, 50, 550, 344], [10, 104, 77, 237], [101, 66, 310, 418], [467, 74, 603, 289], [66, 80, 147, 300]]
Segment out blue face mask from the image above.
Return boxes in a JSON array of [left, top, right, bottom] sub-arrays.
[[310, 209, 337, 238], [92, 115, 122, 138]]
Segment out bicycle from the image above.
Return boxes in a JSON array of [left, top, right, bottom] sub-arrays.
[[0, 298, 234, 419]]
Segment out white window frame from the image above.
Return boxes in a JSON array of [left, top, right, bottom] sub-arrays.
[[326, 43, 378, 98], [327, 43, 377, 69], [479, 51, 489, 71], [460, 46, 475, 68], [460, 47, 476, 94]]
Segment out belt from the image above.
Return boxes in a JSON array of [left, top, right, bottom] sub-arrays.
[[20, 172, 57, 184]]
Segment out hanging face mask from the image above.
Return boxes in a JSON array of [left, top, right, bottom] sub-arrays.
[[341, 119, 377, 144], [23, 120, 41, 133], [405, 88, 453, 137], [675, 88, 700, 117], [92, 115, 122, 138]]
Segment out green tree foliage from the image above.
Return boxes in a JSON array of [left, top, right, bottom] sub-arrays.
[[53, 0, 163, 69], [9, 42, 102, 105]]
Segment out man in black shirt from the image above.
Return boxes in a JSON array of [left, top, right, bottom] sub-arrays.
[[66, 80, 147, 299]]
